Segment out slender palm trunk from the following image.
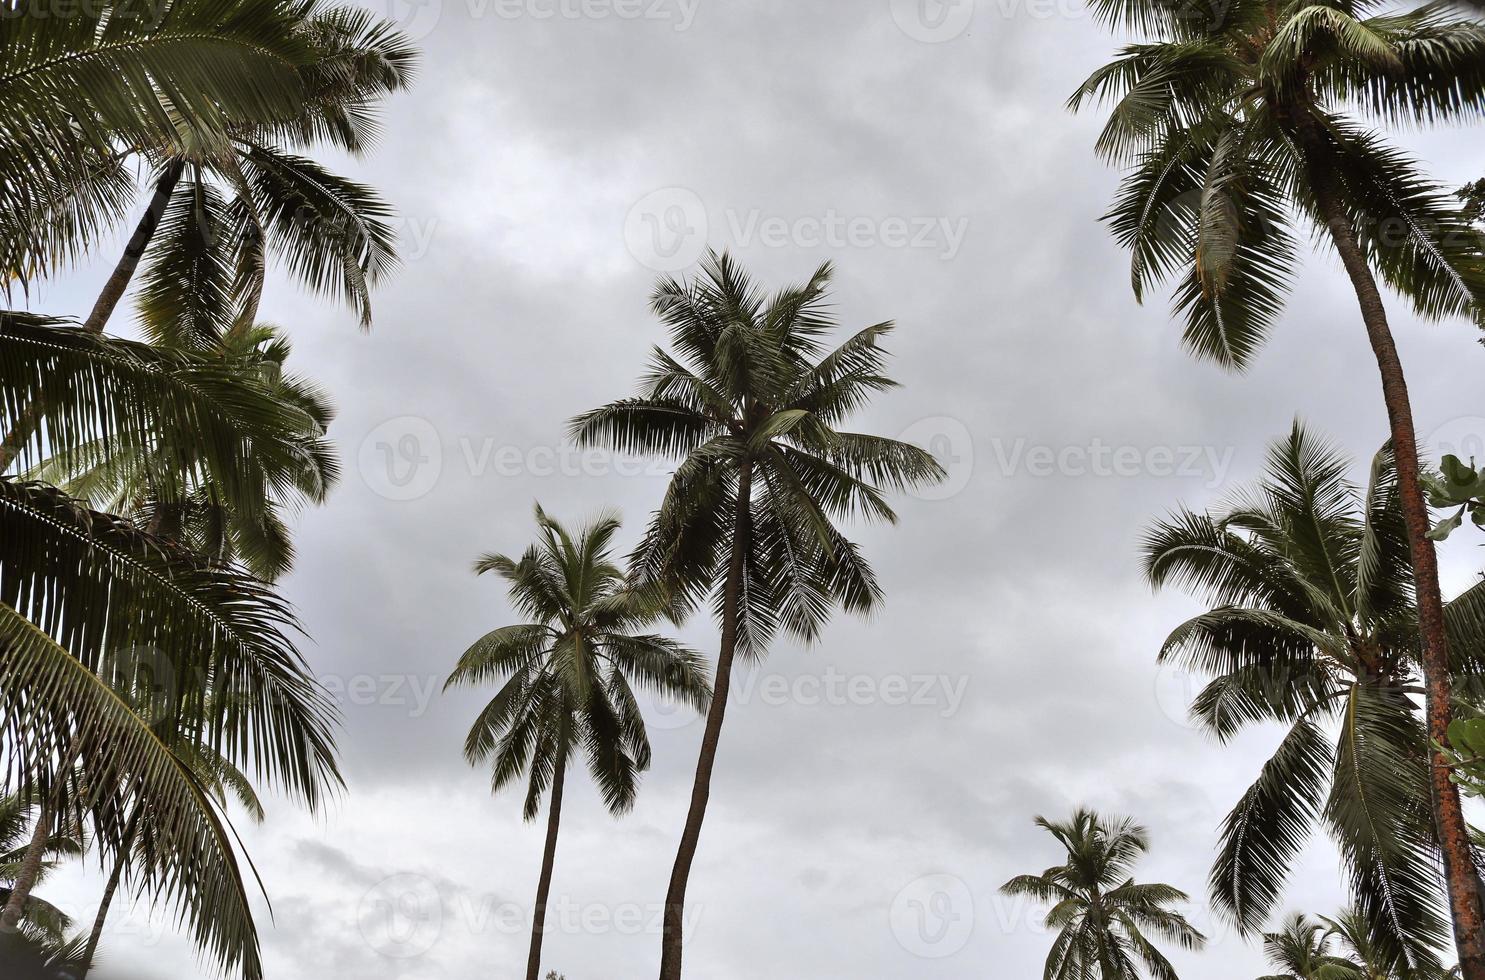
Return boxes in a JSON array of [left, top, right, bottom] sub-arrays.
[[0, 160, 186, 471], [79, 808, 142, 977], [1298, 125, 1485, 979], [526, 753, 566, 980], [0, 788, 60, 933], [658, 459, 753, 980], [84, 159, 184, 333]]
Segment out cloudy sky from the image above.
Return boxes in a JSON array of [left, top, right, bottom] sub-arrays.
[[20, 0, 1485, 976]]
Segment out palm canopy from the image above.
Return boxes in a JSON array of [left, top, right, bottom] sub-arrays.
[[1143, 423, 1485, 967], [1071, 0, 1485, 367], [1259, 913, 1365, 980], [569, 252, 944, 656], [446, 506, 711, 819], [1000, 809, 1206, 979], [1, 0, 415, 329], [23, 321, 340, 580], [0, 794, 82, 948]]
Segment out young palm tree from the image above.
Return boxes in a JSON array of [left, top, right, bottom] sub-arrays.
[[1321, 908, 1459, 980], [1073, 4, 1485, 968], [1000, 809, 1206, 979], [1144, 423, 1485, 968], [445, 506, 711, 980], [1259, 913, 1363, 980], [569, 253, 944, 979]]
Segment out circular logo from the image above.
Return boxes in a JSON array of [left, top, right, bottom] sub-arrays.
[[890, 873, 974, 958], [889, 0, 975, 42], [1424, 416, 1485, 468], [368, 0, 443, 41], [624, 187, 708, 273], [898, 417, 974, 501], [1153, 659, 1205, 730], [358, 416, 443, 502], [358, 874, 443, 960]]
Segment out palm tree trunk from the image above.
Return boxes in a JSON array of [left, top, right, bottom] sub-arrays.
[[0, 787, 60, 934], [526, 753, 566, 980], [0, 160, 186, 471], [658, 459, 754, 980], [1299, 128, 1485, 979], [79, 807, 142, 977], [83, 159, 184, 334]]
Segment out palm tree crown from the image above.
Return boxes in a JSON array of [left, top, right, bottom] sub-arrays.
[[1143, 423, 1485, 966], [1001, 808, 1206, 979]]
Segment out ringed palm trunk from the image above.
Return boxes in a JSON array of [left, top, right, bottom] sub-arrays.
[[1294, 116, 1485, 979], [526, 752, 567, 980], [0, 159, 186, 471], [84, 158, 185, 333], [79, 808, 143, 977], [658, 459, 753, 980], [0, 780, 64, 934]]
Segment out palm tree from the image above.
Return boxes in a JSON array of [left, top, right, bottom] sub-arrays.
[[569, 253, 944, 979], [445, 506, 711, 980], [1073, 3, 1485, 968], [1322, 908, 1458, 980], [1000, 809, 1206, 979], [22, 322, 339, 581], [75, 686, 268, 978], [1143, 423, 1485, 968], [1259, 914, 1365, 980], [0, 312, 344, 979], [0, 794, 82, 956], [0, 0, 414, 335]]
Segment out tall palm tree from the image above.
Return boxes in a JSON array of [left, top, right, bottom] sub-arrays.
[[1000, 809, 1206, 979], [0, 312, 343, 979], [569, 253, 944, 979], [1259, 914, 1365, 980], [1144, 423, 1485, 968], [1073, 3, 1485, 969], [445, 506, 711, 980]]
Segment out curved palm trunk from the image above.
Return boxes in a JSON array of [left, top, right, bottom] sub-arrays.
[[658, 459, 753, 980], [83, 159, 184, 334], [0, 792, 58, 933], [1298, 127, 1485, 979], [79, 808, 142, 977], [526, 753, 566, 980], [0, 161, 186, 471]]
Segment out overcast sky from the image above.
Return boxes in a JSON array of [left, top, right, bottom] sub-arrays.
[[19, 1, 1485, 977]]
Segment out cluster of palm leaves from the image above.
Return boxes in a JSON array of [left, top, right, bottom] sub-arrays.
[[450, 253, 945, 980], [0, 0, 414, 975], [1260, 911, 1460, 980]]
